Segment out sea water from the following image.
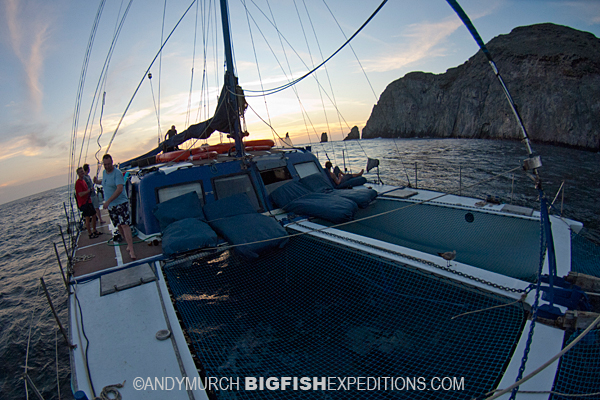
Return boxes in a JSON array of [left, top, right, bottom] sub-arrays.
[[0, 138, 598, 399]]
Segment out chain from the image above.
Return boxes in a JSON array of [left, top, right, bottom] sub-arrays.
[[294, 222, 527, 294]]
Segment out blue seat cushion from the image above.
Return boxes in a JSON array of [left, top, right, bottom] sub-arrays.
[[283, 193, 358, 223], [336, 175, 367, 189], [203, 193, 257, 221], [299, 173, 334, 193], [153, 191, 205, 230], [209, 213, 289, 258], [332, 188, 377, 208], [161, 218, 218, 256], [269, 181, 312, 208]]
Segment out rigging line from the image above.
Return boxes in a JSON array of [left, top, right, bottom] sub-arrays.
[[242, 0, 351, 146], [302, 0, 343, 143], [23, 253, 59, 396], [483, 313, 600, 400], [185, 0, 200, 128], [392, 139, 412, 187], [243, 0, 388, 96], [95, 92, 106, 178], [70, 0, 106, 196], [76, 0, 133, 170], [294, 0, 333, 159], [239, 0, 319, 144], [445, 0, 534, 159], [237, 2, 375, 162], [195, 0, 218, 127], [321, 0, 378, 101], [302, 0, 362, 171], [148, 75, 162, 146], [90, 0, 126, 170], [194, 0, 211, 123], [105, 0, 197, 155], [320, 0, 375, 164], [241, 0, 276, 142], [265, 0, 313, 145], [158, 0, 168, 135], [246, 102, 284, 141], [55, 329, 61, 400]]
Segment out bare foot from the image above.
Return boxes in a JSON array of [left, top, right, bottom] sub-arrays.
[[129, 249, 137, 260]]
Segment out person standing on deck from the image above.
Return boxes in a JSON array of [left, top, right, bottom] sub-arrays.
[[83, 163, 105, 225], [94, 154, 136, 260], [75, 167, 99, 239]]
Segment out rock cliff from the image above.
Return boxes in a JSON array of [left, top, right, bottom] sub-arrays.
[[362, 23, 600, 150], [344, 126, 360, 141]]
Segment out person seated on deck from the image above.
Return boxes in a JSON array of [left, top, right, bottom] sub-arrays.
[[75, 167, 99, 239], [325, 161, 364, 187], [162, 125, 179, 153]]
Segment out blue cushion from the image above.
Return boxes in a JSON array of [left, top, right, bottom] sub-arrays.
[[269, 181, 312, 208], [152, 191, 205, 230], [323, 167, 367, 189], [333, 188, 377, 208], [283, 193, 358, 223], [203, 193, 257, 221], [299, 173, 334, 193], [336, 176, 367, 189], [209, 213, 288, 258], [161, 218, 218, 256]]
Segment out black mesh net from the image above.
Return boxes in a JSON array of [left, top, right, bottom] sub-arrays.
[[164, 233, 526, 399]]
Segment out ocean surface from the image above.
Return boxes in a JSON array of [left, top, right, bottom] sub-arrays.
[[0, 138, 598, 399]]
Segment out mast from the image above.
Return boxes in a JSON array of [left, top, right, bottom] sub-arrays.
[[219, 0, 244, 157]]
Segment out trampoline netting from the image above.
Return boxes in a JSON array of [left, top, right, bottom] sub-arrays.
[[163, 234, 526, 399]]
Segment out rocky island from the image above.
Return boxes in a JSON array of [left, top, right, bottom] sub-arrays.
[[362, 23, 600, 150]]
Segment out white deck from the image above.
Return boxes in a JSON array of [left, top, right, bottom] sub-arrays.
[[69, 263, 209, 400]]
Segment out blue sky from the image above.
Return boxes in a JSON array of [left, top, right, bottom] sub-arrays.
[[1, 0, 599, 204]]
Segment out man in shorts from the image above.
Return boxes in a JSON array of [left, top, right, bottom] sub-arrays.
[[83, 163, 105, 224], [94, 154, 136, 260], [75, 167, 99, 239]]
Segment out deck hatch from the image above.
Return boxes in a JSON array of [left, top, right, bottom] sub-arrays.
[[100, 263, 157, 296]]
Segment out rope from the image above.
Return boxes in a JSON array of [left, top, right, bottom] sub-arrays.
[[483, 313, 600, 400], [451, 294, 526, 320], [93, 381, 125, 400], [105, 0, 197, 156], [241, 0, 277, 143], [243, 0, 388, 96]]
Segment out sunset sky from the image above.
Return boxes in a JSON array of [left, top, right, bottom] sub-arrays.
[[1, 0, 599, 204]]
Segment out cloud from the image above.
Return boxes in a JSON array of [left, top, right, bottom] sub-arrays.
[[362, 17, 464, 73], [563, 1, 600, 24], [4, 0, 53, 113], [361, 3, 500, 73], [0, 121, 57, 161]]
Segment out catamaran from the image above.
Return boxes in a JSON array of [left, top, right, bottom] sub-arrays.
[[51, 0, 600, 399]]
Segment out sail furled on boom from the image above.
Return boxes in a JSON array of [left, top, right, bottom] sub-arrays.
[[121, 79, 246, 168]]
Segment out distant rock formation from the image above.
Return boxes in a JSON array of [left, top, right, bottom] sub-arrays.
[[344, 126, 360, 141], [320, 132, 328, 143], [362, 23, 600, 150]]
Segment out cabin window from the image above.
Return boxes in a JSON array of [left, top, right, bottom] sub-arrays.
[[260, 167, 292, 195], [157, 182, 204, 204], [294, 161, 320, 178], [213, 174, 261, 211]]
